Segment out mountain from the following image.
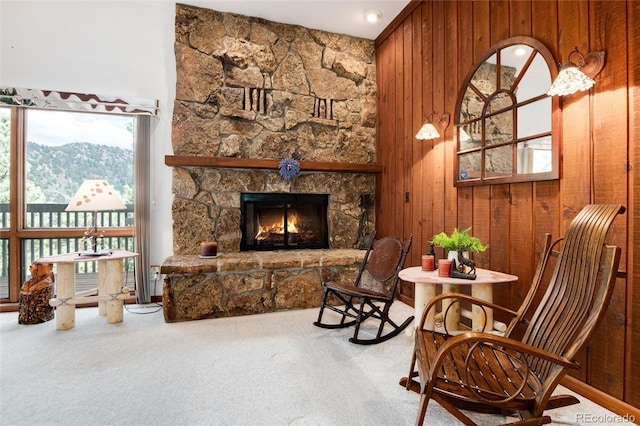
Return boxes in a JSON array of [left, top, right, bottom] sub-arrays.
[[26, 141, 133, 204]]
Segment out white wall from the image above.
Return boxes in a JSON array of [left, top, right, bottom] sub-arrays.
[[0, 0, 177, 281]]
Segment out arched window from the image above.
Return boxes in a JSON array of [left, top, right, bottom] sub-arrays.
[[455, 37, 559, 186]]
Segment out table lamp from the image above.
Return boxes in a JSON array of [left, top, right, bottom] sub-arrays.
[[65, 179, 126, 256]]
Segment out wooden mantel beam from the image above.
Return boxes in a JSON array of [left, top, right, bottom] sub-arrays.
[[164, 155, 384, 174]]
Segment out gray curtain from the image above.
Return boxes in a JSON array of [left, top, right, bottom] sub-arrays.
[[134, 116, 151, 303]]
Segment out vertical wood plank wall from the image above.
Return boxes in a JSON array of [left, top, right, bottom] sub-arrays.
[[375, 0, 638, 408]]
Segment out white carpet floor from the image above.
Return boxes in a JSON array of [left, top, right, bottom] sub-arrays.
[[0, 301, 624, 426]]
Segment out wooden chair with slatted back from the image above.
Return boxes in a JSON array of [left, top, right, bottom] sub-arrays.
[[313, 233, 413, 344], [403, 204, 625, 425]]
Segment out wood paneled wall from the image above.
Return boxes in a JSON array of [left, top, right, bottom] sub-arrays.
[[375, 0, 639, 409]]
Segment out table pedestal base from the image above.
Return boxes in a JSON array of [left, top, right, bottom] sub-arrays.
[[55, 264, 76, 330], [41, 250, 137, 330]]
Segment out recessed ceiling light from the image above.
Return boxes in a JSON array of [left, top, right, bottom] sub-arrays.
[[365, 10, 382, 24], [513, 47, 528, 56]]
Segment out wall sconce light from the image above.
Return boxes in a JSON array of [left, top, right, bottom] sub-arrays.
[[547, 47, 606, 96], [416, 112, 450, 140], [459, 128, 471, 142]]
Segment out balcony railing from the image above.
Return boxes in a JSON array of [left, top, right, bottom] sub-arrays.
[[1, 203, 135, 300]]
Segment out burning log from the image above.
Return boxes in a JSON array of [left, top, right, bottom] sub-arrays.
[[254, 215, 318, 245], [18, 263, 55, 325]]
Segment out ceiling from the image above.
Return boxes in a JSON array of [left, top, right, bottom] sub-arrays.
[[178, 0, 412, 40]]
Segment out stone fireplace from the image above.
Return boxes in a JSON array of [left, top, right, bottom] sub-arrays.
[[169, 4, 379, 255], [161, 4, 379, 321]]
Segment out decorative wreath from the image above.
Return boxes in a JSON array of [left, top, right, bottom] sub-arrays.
[[278, 158, 300, 181]]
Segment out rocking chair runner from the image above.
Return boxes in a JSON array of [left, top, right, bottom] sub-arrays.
[[403, 204, 625, 425], [313, 233, 413, 344]]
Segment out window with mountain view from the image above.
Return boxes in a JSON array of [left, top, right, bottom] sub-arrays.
[[0, 107, 136, 301], [24, 109, 135, 227]]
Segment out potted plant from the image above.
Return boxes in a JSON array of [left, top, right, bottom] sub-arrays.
[[431, 227, 488, 274]]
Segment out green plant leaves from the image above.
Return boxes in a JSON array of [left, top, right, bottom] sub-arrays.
[[431, 227, 488, 253]]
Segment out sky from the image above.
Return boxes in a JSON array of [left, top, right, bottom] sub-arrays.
[[26, 109, 134, 150]]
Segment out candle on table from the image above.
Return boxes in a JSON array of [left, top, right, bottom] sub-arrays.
[[421, 254, 435, 271], [201, 242, 218, 257], [438, 259, 452, 277]]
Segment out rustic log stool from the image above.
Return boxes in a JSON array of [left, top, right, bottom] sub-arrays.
[[18, 263, 55, 324]]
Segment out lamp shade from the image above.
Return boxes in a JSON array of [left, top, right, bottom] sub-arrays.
[[415, 123, 440, 140], [66, 179, 126, 212], [459, 128, 472, 142], [547, 66, 595, 96]]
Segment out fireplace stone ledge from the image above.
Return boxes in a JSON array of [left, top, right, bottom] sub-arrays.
[[161, 249, 366, 322]]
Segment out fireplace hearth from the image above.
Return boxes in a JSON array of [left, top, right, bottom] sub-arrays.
[[240, 193, 329, 251]]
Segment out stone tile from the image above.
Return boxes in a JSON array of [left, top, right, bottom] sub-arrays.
[[321, 249, 365, 266], [218, 253, 261, 271], [257, 251, 303, 269], [162, 249, 365, 321], [160, 255, 218, 274]]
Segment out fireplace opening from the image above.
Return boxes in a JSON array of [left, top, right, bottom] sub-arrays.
[[240, 193, 329, 251]]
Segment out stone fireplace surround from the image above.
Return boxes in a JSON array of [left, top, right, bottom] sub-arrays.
[[162, 169, 378, 321], [162, 4, 380, 321]]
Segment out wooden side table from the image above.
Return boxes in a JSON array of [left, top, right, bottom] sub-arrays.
[[37, 249, 138, 330], [399, 266, 518, 333]]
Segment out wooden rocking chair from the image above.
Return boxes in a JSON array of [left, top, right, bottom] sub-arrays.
[[403, 204, 625, 425], [313, 233, 413, 344]]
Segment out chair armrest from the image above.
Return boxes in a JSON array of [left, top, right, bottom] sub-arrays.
[[423, 331, 578, 402], [461, 333, 577, 369], [419, 331, 579, 405], [418, 292, 519, 331]]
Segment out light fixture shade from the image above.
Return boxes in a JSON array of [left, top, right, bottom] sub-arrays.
[[459, 128, 472, 142], [66, 179, 126, 212], [547, 66, 595, 96], [415, 123, 440, 140]]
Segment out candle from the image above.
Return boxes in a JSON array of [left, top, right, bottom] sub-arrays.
[[200, 241, 218, 257], [421, 254, 435, 271], [438, 259, 452, 277]]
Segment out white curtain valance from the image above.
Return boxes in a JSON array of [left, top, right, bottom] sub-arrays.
[[0, 87, 158, 116]]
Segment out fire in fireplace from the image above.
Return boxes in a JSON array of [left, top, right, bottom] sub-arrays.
[[240, 193, 329, 251]]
